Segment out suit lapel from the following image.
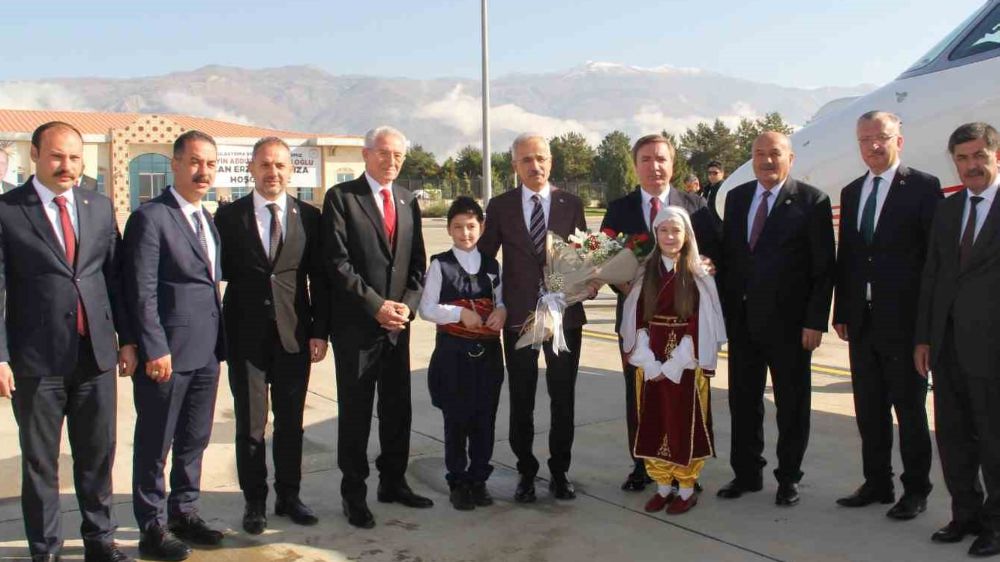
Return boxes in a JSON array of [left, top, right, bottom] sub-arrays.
[[755, 180, 795, 248], [733, 185, 753, 249], [965, 193, 1000, 271], [840, 174, 863, 239], [511, 186, 536, 250], [872, 168, 906, 245], [19, 181, 72, 272], [627, 189, 648, 234], [353, 180, 391, 257], [163, 189, 214, 279], [275, 197, 305, 270], [391, 186, 412, 266], [241, 197, 270, 266], [73, 187, 96, 271]]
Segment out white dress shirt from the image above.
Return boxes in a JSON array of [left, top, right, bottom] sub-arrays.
[[521, 183, 552, 233], [253, 190, 288, 258], [640, 187, 670, 231], [33, 177, 79, 253], [961, 181, 999, 243], [170, 188, 216, 280], [856, 161, 899, 232], [364, 171, 395, 218], [419, 246, 505, 325], [747, 181, 785, 242]]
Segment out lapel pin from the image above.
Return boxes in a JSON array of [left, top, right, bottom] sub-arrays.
[[785, 200, 791, 205], [292, 207, 298, 214], [399, 198, 405, 205]]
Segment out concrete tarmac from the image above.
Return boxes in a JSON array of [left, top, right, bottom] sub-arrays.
[[0, 217, 963, 561]]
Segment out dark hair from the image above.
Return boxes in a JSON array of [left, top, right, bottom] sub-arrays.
[[447, 196, 484, 224], [173, 130, 217, 158], [948, 122, 1000, 154], [252, 136, 290, 160], [31, 121, 83, 149], [706, 160, 723, 171], [631, 134, 675, 164]]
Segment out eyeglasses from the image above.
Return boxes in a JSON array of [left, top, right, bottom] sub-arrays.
[[857, 134, 896, 145]]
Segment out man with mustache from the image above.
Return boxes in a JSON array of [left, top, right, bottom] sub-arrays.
[[123, 130, 226, 561], [916, 122, 1000, 556], [600, 134, 721, 492], [215, 137, 329, 534], [717, 131, 835, 507], [0, 121, 136, 561], [479, 132, 590, 503], [833, 111, 939, 520]]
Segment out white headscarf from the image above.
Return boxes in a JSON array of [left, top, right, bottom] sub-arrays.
[[619, 206, 727, 370]]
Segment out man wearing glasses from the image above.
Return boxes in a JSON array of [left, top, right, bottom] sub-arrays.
[[833, 111, 940, 520]]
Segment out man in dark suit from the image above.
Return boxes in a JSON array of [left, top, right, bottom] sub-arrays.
[[215, 137, 330, 535], [479, 132, 590, 503], [916, 122, 1000, 557], [702, 160, 725, 230], [717, 131, 835, 506], [123, 130, 226, 561], [322, 126, 431, 530], [77, 175, 98, 191], [0, 149, 16, 193], [0, 122, 136, 562], [833, 111, 940, 519], [600, 133, 721, 491]]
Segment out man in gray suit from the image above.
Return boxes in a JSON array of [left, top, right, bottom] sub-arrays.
[[916, 122, 1000, 557]]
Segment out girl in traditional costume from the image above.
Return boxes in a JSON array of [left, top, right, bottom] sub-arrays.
[[619, 205, 727, 514]]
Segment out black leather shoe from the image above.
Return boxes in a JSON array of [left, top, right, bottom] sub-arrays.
[[167, 513, 224, 546], [31, 556, 59, 562], [342, 497, 375, 529], [836, 484, 895, 507], [276, 496, 318, 526], [470, 481, 494, 506], [932, 520, 983, 543], [242, 500, 267, 535], [970, 530, 1000, 557], [514, 474, 537, 503], [886, 493, 927, 520], [449, 482, 475, 511], [85, 541, 133, 562], [716, 478, 763, 499], [139, 526, 192, 561], [377, 481, 434, 508], [621, 465, 651, 492], [775, 482, 800, 506], [549, 474, 577, 500]]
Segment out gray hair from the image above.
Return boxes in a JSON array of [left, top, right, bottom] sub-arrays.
[[364, 126, 409, 153], [510, 132, 549, 158], [858, 111, 902, 129]]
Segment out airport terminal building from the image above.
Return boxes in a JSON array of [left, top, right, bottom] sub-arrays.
[[0, 109, 365, 223]]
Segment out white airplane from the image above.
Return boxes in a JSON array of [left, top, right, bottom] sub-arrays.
[[717, 0, 1000, 220]]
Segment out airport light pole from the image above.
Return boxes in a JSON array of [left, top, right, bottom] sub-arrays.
[[481, 0, 492, 204]]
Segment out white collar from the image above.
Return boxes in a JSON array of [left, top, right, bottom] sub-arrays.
[[660, 255, 676, 272], [868, 160, 900, 184], [170, 186, 203, 216], [364, 171, 392, 194], [755, 179, 786, 199], [452, 245, 480, 258], [969, 180, 1000, 204], [32, 176, 74, 206], [253, 189, 287, 212], [640, 186, 670, 205], [521, 183, 552, 202]]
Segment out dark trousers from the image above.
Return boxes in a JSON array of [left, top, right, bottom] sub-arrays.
[[333, 330, 412, 502], [228, 325, 311, 503], [502, 327, 582, 477], [848, 313, 932, 495], [727, 313, 812, 484], [935, 330, 1000, 529], [132, 360, 220, 531], [13, 339, 116, 556]]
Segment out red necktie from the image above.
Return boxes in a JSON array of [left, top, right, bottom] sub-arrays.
[[53, 196, 87, 336], [649, 196, 661, 232], [381, 188, 396, 243]]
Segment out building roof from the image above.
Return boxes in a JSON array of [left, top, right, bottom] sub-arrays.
[[0, 109, 360, 141]]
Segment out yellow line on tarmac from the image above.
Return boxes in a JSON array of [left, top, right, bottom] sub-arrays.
[[581, 329, 852, 378]]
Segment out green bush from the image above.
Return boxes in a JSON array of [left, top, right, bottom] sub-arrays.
[[419, 200, 450, 218]]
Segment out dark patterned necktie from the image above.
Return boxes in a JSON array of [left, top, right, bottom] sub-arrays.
[[529, 194, 546, 256], [860, 176, 881, 245], [960, 195, 984, 268], [192, 210, 209, 258], [267, 203, 282, 263], [748, 190, 771, 251]]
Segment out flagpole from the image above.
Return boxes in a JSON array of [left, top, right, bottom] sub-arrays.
[[481, 0, 492, 204]]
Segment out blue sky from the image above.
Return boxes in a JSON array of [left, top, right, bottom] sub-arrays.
[[0, 0, 987, 88]]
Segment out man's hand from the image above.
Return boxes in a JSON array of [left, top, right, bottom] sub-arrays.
[[145, 354, 173, 383], [393, 302, 412, 320], [309, 338, 328, 363], [833, 323, 849, 342], [700, 255, 716, 276], [118, 344, 138, 377], [376, 300, 407, 331], [914, 344, 931, 379], [485, 307, 507, 332], [460, 308, 483, 330], [0, 363, 14, 399], [585, 280, 602, 300], [802, 328, 823, 351]]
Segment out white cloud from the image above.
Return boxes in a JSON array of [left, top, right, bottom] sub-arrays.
[[0, 82, 91, 110], [159, 91, 251, 124]]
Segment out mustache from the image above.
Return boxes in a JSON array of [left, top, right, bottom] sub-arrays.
[[54, 169, 73, 177], [192, 174, 212, 183], [965, 168, 986, 177]]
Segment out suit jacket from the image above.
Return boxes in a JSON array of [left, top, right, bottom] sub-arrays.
[[0, 178, 132, 377], [702, 181, 724, 230], [123, 187, 225, 371], [916, 189, 1000, 376], [321, 176, 425, 346], [216, 193, 330, 362], [0, 181, 15, 194], [78, 175, 98, 191], [834, 166, 941, 343], [479, 186, 588, 330], [720, 178, 836, 335]]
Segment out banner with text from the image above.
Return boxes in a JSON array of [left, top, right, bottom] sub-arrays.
[[215, 145, 321, 188]]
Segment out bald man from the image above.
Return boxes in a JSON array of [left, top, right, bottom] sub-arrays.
[[717, 132, 835, 507]]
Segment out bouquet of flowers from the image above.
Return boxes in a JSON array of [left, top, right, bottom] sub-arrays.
[[516, 228, 654, 352]]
